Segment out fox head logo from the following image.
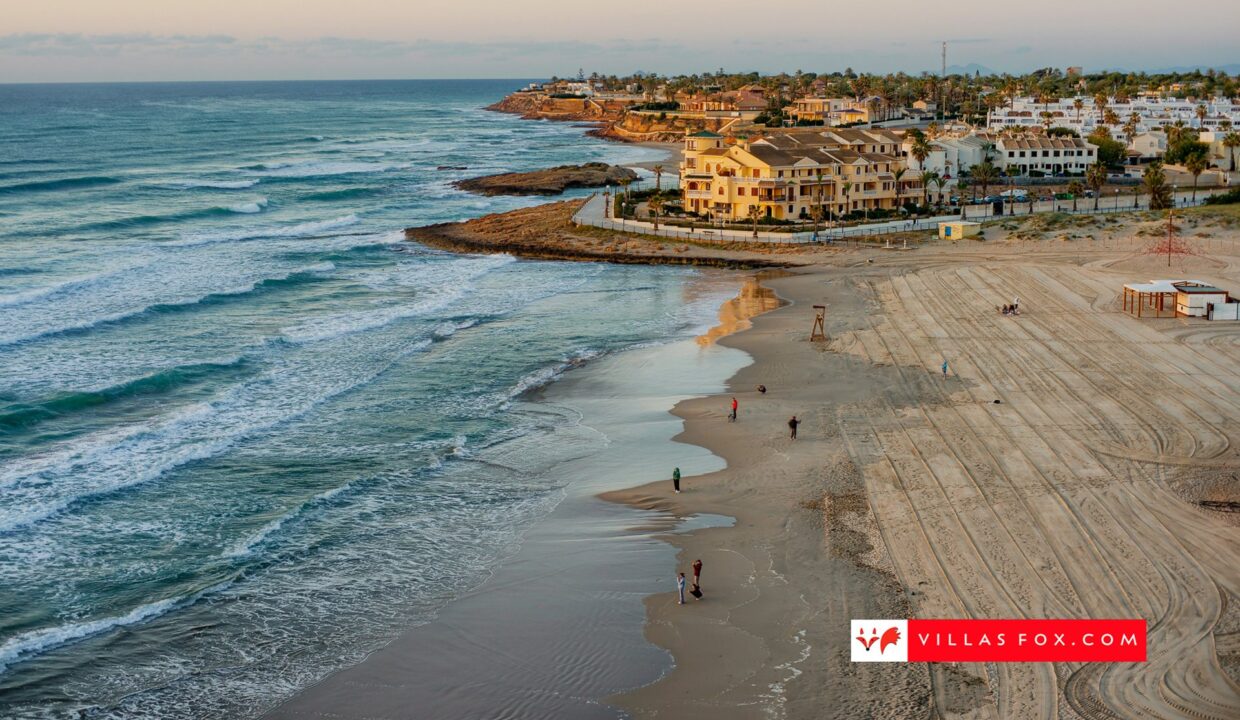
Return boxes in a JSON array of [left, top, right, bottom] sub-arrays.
[[856, 626, 902, 654]]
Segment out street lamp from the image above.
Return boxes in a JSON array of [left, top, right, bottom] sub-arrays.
[[1115, 188, 1119, 211]]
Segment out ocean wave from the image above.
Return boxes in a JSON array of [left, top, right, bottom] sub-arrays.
[[0, 580, 233, 675], [243, 161, 404, 178], [508, 348, 603, 399], [0, 358, 249, 433], [0, 263, 335, 347], [302, 187, 381, 202], [223, 482, 354, 559], [75, 200, 270, 232], [0, 333, 435, 532], [228, 198, 269, 214], [162, 179, 260, 190], [282, 255, 513, 344], [0, 175, 121, 195], [0, 268, 135, 309], [170, 214, 361, 247]]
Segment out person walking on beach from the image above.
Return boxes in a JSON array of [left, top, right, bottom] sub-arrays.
[[692, 558, 703, 590], [942, 359, 949, 379], [672, 467, 681, 493], [730, 396, 738, 422], [676, 572, 687, 605], [788, 415, 800, 439]]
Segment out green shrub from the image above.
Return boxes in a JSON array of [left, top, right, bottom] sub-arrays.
[[1202, 188, 1240, 205]]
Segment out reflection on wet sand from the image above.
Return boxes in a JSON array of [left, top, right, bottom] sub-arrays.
[[697, 272, 787, 346]]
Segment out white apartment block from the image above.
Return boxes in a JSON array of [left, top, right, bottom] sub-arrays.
[[995, 136, 1098, 176], [988, 96, 1240, 135]]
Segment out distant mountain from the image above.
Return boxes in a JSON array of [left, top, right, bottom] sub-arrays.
[[1097, 63, 1240, 75]]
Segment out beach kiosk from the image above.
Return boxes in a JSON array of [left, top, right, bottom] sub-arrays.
[[938, 221, 981, 240], [1122, 279, 1233, 318]]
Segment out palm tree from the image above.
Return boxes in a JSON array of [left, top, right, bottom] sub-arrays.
[[1073, 97, 1084, 126], [911, 136, 931, 171], [1185, 154, 1206, 203], [1040, 110, 1055, 134], [919, 171, 936, 209], [1067, 180, 1084, 212], [1223, 131, 1240, 172], [841, 181, 852, 219], [748, 204, 761, 238], [1122, 113, 1139, 146], [1196, 104, 1208, 128], [653, 165, 664, 192], [956, 178, 970, 218], [648, 193, 664, 231], [971, 161, 1000, 202], [893, 167, 906, 209], [1086, 163, 1107, 211], [932, 174, 948, 209], [1143, 161, 1172, 210], [1093, 92, 1108, 120]]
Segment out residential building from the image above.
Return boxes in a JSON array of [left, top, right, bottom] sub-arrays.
[[1129, 131, 1167, 161], [995, 136, 1098, 176], [679, 128, 920, 221], [988, 95, 1240, 135], [789, 97, 875, 126], [902, 133, 994, 177]]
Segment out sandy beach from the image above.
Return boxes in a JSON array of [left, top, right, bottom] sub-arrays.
[[605, 214, 1240, 718], [276, 204, 1240, 719]]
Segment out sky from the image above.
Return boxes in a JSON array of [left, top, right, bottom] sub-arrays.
[[2, 0, 1238, 83]]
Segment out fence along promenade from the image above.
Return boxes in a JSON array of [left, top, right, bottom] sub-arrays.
[[571, 189, 1220, 245]]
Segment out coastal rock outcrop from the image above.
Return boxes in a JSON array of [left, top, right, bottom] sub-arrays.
[[405, 200, 808, 268], [453, 163, 639, 196]]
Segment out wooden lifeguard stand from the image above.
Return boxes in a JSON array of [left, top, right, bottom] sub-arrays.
[[810, 305, 827, 341]]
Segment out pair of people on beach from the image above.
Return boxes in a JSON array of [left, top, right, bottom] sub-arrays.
[[677, 559, 703, 604]]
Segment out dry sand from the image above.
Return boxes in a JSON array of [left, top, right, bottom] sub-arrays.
[[605, 211, 1240, 718]]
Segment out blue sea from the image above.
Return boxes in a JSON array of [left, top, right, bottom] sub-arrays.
[[0, 80, 724, 718]]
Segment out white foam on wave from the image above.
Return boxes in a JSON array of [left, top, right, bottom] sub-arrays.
[[0, 266, 135, 309], [228, 198, 268, 214], [282, 255, 514, 344], [0, 261, 336, 348], [164, 179, 260, 190], [245, 161, 405, 178], [508, 348, 604, 399], [171, 214, 360, 247], [0, 579, 232, 675], [0, 322, 441, 533]]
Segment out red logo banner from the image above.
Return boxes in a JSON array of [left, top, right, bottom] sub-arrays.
[[906, 619, 1146, 662]]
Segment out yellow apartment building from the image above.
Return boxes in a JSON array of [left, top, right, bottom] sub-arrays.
[[680, 129, 919, 221]]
